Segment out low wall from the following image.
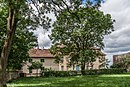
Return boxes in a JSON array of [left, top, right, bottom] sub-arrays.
[[6, 71, 20, 81], [25, 73, 41, 77]]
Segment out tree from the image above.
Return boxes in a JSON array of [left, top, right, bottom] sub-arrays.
[[99, 59, 110, 69], [0, 1, 20, 86], [28, 61, 43, 76], [0, 0, 104, 86], [7, 30, 37, 70], [110, 63, 123, 68], [50, 2, 114, 75], [122, 57, 130, 69], [111, 57, 130, 69], [0, 1, 37, 68], [0, 0, 51, 86], [0, 6, 37, 70]]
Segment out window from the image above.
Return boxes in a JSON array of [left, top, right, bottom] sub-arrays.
[[67, 66, 69, 70], [76, 65, 80, 71], [29, 59, 32, 63], [29, 69, 32, 73], [61, 66, 64, 71], [40, 59, 44, 62], [41, 67, 44, 70], [61, 59, 63, 63]]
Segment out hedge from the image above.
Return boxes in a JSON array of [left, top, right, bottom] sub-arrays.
[[82, 68, 127, 75], [41, 68, 127, 77], [42, 71, 77, 77]]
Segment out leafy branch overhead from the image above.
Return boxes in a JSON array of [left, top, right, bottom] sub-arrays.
[[0, 0, 55, 86], [0, 3, 37, 70]]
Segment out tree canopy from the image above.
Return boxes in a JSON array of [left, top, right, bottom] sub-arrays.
[[0, 0, 52, 86], [50, 3, 114, 74], [28, 61, 43, 76], [0, 4, 37, 70], [0, 0, 107, 86]]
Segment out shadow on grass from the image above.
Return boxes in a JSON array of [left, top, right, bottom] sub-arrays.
[[7, 75, 130, 87]]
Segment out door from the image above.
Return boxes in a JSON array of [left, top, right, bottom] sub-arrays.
[[76, 65, 80, 71]]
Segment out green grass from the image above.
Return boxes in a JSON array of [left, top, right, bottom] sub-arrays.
[[7, 74, 130, 87]]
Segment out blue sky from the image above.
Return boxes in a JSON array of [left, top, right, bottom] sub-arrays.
[[82, 0, 103, 4], [83, 0, 95, 4], [82, 0, 87, 4], [82, 0, 95, 3]]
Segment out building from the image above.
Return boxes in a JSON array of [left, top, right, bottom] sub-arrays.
[[22, 49, 59, 76], [22, 48, 106, 76], [113, 52, 130, 64], [59, 48, 106, 71], [113, 52, 130, 71]]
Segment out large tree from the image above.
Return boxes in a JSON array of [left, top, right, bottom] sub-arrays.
[[7, 30, 37, 70], [50, 2, 114, 74], [0, 0, 103, 86], [0, 5, 37, 70], [0, 0, 51, 86]]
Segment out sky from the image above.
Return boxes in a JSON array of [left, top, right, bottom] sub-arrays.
[[100, 0, 130, 64], [34, 0, 130, 64]]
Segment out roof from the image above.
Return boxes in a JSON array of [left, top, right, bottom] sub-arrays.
[[28, 47, 105, 58], [28, 49, 54, 58], [98, 51, 106, 56]]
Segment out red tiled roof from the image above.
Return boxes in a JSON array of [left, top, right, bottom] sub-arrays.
[[28, 49, 54, 58]]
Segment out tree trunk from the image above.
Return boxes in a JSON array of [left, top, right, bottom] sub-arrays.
[[73, 64, 75, 70], [0, 5, 18, 87], [81, 62, 85, 75], [86, 62, 89, 70], [90, 62, 94, 70], [37, 69, 38, 77]]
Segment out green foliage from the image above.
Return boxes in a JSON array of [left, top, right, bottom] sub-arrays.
[[0, 0, 51, 70], [82, 68, 127, 75], [28, 61, 43, 76], [111, 57, 130, 69], [0, 0, 67, 86], [7, 74, 130, 87], [110, 63, 124, 68], [28, 61, 43, 70], [6, 29, 37, 70], [50, 4, 114, 72], [99, 59, 110, 69], [42, 70, 78, 77], [0, 6, 37, 69], [42, 68, 126, 77]]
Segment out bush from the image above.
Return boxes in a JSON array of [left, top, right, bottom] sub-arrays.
[[41, 68, 127, 77], [19, 73, 25, 77], [110, 63, 124, 68], [43, 71, 53, 77], [42, 70, 78, 77], [82, 68, 127, 75]]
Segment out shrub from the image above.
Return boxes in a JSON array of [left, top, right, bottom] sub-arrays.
[[82, 68, 127, 75], [42, 70, 78, 77], [41, 68, 127, 77]]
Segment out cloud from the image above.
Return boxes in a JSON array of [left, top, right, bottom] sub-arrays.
[[34, 27, 51, 49], [38, 31, 51, 49], [34, 0, 130, 56], [100, 0, 130, 54], [33, 13, 56, 49]]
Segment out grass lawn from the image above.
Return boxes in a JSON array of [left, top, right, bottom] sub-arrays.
[[7, 74, 130, 87]]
